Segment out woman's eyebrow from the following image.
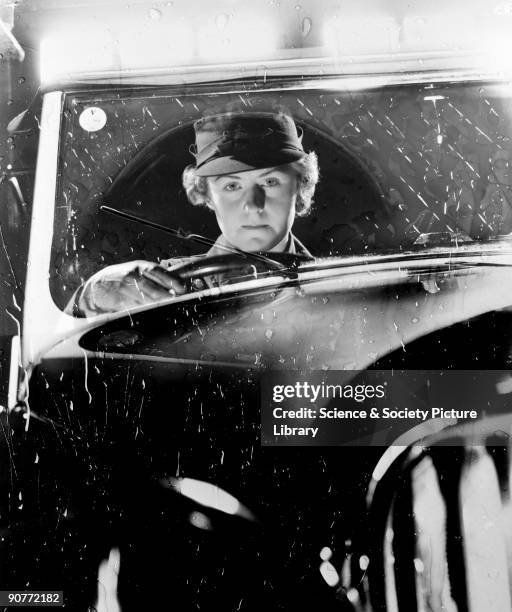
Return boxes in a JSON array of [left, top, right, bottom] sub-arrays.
[[259, 167, 279, 177], [214, 174, 241, 182]]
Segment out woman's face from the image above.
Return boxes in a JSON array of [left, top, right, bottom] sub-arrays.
[[206, 164, 299, 252]]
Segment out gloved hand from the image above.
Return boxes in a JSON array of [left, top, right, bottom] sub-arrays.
[[73, 260, 186, 316]]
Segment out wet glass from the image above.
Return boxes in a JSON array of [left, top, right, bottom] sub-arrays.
[[51, 81, 512, 312]]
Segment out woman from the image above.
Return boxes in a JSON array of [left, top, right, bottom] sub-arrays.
[[71, 112, 319, 316]]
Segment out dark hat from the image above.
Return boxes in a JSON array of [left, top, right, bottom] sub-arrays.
[[191, 112, 306, 176]]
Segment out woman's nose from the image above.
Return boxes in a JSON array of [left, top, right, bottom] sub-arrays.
[[243, 184, 265, 213]]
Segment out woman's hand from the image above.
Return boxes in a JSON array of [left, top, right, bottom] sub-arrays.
[[77, 260, 186, 315]]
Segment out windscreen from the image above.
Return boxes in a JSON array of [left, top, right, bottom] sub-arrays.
[[51, 81, 512, 312]]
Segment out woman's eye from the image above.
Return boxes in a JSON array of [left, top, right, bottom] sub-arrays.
[[224, 182, 241, 191], [263, 177, 280, 187]]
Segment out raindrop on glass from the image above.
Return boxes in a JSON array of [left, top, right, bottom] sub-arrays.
[[148, 7, 162, 20], [301, 17, 312, 37], [359, 555, 370, 571], [190, 511, 212, 530], [216, 13, 230, 29]]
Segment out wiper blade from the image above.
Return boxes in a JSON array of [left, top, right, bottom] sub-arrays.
[[100, 206, 278, 265], [101, 205, 219, 249]]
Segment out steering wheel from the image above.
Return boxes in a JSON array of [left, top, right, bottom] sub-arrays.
[[167, 252, 313, 284]]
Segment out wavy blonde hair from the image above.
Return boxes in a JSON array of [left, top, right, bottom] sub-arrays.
[[181, 152, 320, 217]]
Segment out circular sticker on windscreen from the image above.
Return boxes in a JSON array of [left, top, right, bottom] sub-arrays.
[[79, 107, 107, 132]]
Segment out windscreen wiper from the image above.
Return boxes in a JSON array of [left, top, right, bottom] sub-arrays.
[[100, 205, 280, 266]]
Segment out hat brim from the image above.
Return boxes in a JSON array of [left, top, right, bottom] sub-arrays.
[[194, 148, 306, 177]]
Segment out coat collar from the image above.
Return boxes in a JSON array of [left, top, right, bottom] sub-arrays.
[[206, 233, 312, 258]]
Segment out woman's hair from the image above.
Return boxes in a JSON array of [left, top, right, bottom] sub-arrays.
[[181, 151, 320, 217]]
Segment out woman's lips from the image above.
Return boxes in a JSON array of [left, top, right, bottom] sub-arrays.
[[241, 224, 270, 229]]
